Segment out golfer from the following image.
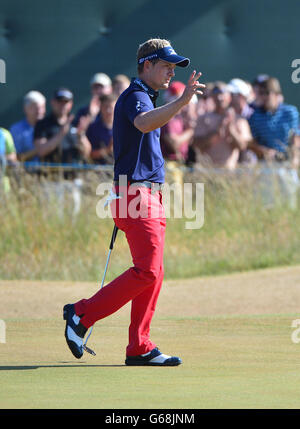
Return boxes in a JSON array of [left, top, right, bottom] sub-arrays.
[[64, 38, 204, 365]]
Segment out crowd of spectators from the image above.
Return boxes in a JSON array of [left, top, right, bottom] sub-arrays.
[[1, 71, 300, 207], [2, 72, 300, 172], [161, 75, 300, 171]]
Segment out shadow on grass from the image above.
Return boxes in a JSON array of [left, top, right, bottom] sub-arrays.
[[0, 364, 125, 370]]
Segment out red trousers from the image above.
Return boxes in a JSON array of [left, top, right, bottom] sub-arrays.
[[74, 185, 166, 356]]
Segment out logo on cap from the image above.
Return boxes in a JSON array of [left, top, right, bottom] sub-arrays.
[[167, 48, 176, 55]]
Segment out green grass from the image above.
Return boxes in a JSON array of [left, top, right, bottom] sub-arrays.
[[1, 314, 300, 409], [1, 169, 300, 281]]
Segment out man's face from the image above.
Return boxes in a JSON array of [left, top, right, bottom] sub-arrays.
[[25, 101, 46, 123], [91, 83, 112, 97], [230, 93, 245, 110], [212, 89, 231, 110], [51, 98, 73, 117], [259, 88, 280, 111], [147, 60, 176, 90], [113, 81, 129, 97], [100, 100, 116, 125]]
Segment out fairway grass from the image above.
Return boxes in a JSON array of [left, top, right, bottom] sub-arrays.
[[1, 266, 300, 409]]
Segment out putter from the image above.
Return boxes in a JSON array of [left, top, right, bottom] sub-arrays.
[[83, 224, 119, 356]]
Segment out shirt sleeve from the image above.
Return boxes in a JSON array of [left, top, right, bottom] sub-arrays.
[[123, 90, 153, 124], [287, 106, 300, 135], [2, 128, 16, 154]]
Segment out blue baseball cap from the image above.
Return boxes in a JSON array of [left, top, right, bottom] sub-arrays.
[[138, 46, 190, 68], [53, 88, 73, 101]]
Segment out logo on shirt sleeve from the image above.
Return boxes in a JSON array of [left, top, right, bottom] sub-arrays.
[[136, 101, 141, 112]]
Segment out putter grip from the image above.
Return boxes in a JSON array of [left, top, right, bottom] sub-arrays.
[[109, 225, 119, 250]]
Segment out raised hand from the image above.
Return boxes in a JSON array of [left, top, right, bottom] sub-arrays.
[[89, 95, 101, 118], [77, 115, 92, 135], [180, 70, 206, 105], [60, 114, 75, 136]]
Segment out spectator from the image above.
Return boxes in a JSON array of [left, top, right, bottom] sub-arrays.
[[186, 83, 215, 166], [10, 90, 46, 165], [73, 73, 112, 126], [249, 77, 300, 164], [197, 83, 216, 116], [34, 87, 91, 168], [0, 128, 6, 174], [227, 78, 257, 165], [249, 77, 300, 208], [34, 88, 91, 216], [181, 91, 198, 131], [227, 78, 254, 119], [192, 81, 252, 170], [161, 82, 194, 160], [87, 93, 117, 165], [251, 74, 270, 110], [0, 127, 17, 192], [0, 127, 17, 164], [112, 74, 130, 97], [160, 81, 195, 185], [245, 80, 256, 106]]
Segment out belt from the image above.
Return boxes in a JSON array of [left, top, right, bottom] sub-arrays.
[[113, 180, 164, 193]]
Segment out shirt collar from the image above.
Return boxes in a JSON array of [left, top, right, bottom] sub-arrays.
[[23, 118, 32, 128], [131, 78, 159, 106]]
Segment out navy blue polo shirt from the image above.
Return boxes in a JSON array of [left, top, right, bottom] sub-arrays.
[[249, 103, 300, 152], [113, 78, 165, 183], [86, 114, 112, 149]]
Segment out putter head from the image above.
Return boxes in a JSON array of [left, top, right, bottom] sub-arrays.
[[83, 344, 96, 356]]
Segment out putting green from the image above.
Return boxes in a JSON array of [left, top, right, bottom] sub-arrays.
[[1, 265, 300, 409]]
